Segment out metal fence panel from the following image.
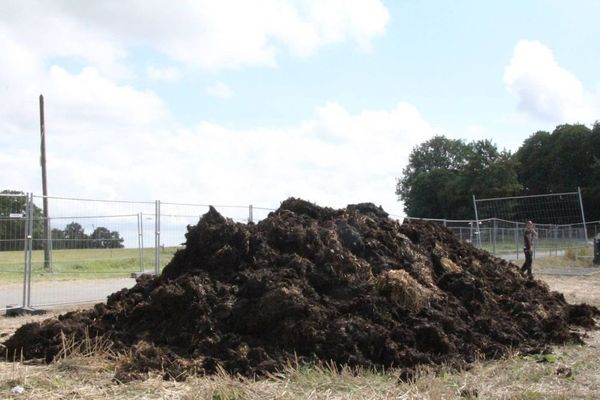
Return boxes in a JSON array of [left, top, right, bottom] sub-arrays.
[[472, 219, 592, 259], [26, 195, 156, 308], [159, 202, 276, 246], [0, 192, 27, 312], [3, 192, 598, 311], [393, 214, 597, 260]]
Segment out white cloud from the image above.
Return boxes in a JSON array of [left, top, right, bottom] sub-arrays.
[[137, 101, 433, 216], [206, 82, 234, 99], [146, 66, 182, 82], [504, 40, 599, 123], [0, 8, 424, 225], [0, 17, 425, 210], [1, 94, 434, 217], [0, 3, 130, 80], [0, 0, 409, 221], [45, 66, 169, 129], [1, 0, 389, 74], [0, 38, 172, 200]]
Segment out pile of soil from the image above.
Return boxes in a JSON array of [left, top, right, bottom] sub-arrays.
[[3, 198, 598, 381]]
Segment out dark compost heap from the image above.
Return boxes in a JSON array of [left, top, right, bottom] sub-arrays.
[[3, 198, 598, 381]]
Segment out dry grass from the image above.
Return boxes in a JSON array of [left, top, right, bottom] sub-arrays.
[[439, 257, 462, 274], [543, 274, 600, 306], [1, 277, 600, 399], [533, 249, 597, 269], [3, 336, 600, 399], [563, 246, 593, 262], [375, 269, 433, 311]]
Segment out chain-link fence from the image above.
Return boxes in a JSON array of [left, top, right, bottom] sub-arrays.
[[1, 193, 597, 312]]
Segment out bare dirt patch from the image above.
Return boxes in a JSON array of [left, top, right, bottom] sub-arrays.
[[542, 274, 600, 307]]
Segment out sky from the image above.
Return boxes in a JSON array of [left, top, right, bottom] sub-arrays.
[[1, 0, 599, 219]]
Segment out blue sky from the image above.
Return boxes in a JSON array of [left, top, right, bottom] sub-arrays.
[[1, 0, 599, 218], [130, 0, 600, 135]]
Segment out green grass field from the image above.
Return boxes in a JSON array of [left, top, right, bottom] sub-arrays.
[[0, 247, 178, 282], [0, 241, 595, 283]]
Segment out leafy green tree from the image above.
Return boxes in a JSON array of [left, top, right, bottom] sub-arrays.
[[51, 228, 67, 250], [514, 123, 600, 221], [397, 136, 520, 219], [49, 223, 125, 249], [461, 139, 521, 200], [90, 226, 124, 248], [511, 131, 552, 194], [397, 136, 467, 218], [63, 222, 87, 249]]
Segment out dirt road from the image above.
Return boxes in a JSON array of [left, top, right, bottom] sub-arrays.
[[0, 278, 135, 311]]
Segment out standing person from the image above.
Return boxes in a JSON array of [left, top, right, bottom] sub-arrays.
[[520, 220, 538, 278]]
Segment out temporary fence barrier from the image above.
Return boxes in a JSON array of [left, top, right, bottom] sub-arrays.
[[1, 192, 596, 312], [0, 194, 278, 312], [397, 215, 597, 260], [0, 192, 29, 313]]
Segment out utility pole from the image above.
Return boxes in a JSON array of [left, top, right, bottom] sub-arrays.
[[40, 94, 52, 272]]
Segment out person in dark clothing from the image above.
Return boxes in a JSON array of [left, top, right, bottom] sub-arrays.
[[520, 220, 538, 278]]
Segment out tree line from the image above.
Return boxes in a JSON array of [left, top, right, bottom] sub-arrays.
[[0, 190, 124, 251], [50, 222, 124, 249], [397, 123, 600, 222]]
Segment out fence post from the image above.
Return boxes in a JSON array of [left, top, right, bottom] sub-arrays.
[[577, 187, 588, 242], [25, 193, 33, 308], [492, 219, 497, 255], [155, 200, 161, 275], [469, 222, 473, 243], [248, 204, 253, 223], [473, 195, 482, 247], [46, 216, 53, 273], [545, 226, 550, 257], [515, 222, 519, 260], [137, 213, 144, 273], [536, 228, 540, 260], [21, 193, 31, 308], [554, 225, 558, 256]]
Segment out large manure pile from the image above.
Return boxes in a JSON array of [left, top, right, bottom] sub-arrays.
[[3, 198, 598, 380]]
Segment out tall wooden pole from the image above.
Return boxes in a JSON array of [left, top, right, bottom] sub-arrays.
[[40, 94, 52, 272]]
